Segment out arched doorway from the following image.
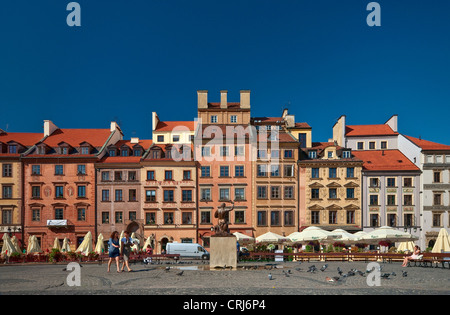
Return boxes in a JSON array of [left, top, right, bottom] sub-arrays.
[[126, 221, 140, 234], [160, 237, 169, 254]]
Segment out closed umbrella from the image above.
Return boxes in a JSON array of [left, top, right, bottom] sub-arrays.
[[119, 231, 124, 252], [360, 226, 417, 244], [142, 237, 152, 252], [288, 227, 341, 243], [94, 233, 105, 254], [76, 231, 93, 256], [10, 236, 21, 253], [52, 237, 61, 251], [256, 232, 290, 244], [1, 233, 19, 257], [233, 232, 254, 244], [432, 228, 450, 253], [27, 235, 42, 254], [397, 241, 416, 253], [61, 237, 71, 253], [130, 232, 140, 252]]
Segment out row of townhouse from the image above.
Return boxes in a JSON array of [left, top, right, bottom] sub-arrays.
[[0, 90, 449, 252]]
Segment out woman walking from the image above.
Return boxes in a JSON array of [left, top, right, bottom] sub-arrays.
[[107, 231, 121, 273], [121, 231, 134, 272]]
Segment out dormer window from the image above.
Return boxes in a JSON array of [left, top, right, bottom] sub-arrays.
[[134, 149, 141, 156], [308, 151, 317, 159], [121, 149, 129, 157], [81, 147, 89, 155], [8, 145, 17, 154], [328, 151, 333, 158], [62, 147, 68, 155], [342, 150, 351, 158]]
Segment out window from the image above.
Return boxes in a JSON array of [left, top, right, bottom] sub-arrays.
[[403, 178, 413, 187], [328, 168, 337, 178], [32, 186, 40, 199], [157, 135, 164, 142], [220, 146, 229, 157], [55, 186, 64, 198], [403, 195, 413, 206], [128, 171, 137, 181], [81, 147, 89, 155], [284, 186, 294, 199], [369, 195, 379, 206], [284, 150, 293, 158], [220, 166, 229, 177], [346, 167, 354, 178], [133, 149, 141, 156], [165, 170, 173, 180], [164, 190, 174, 202], [257, 150, 267, 159], [8, 145, 17, 154], [78, 208, 86, 221], [387, 214, 396, 227], [257, 211, 267, 226], [77, 165, 86, 175], [102, 212, 110, 224], [308, 151, 317, 159], [182, 212, 193, 225], [387, 178, 396, 187], [129, 211, 136, 221], [434, 171, 441, 183], [32, 208, 40, 222], [311, 168, 320, 178], [235, 165, 244, 177], [271, 186, 281, 199], [284, 165, 294, 177], [147, 170, 155, 180], [311, 211, 320, 224], [342, 151, 351, 158], [183, 170, 191, 180], [357, 142, 364, 150], [284, 211, 294, 226], [115, 190, 123, 202], [270, 165, 280, 177], [433, 193, 442, 206], [210, 115, 218, 123], [77, 185, 86, 198], [102, 190, 110, 202], [235, 188, 245, 201], [101, 171, 110, 181], [172, 135, 180, 142], [145, 190, 156, 202], [201, 146, 211, 157], [327, 151, 333, 158], [121, 149, 129, 157], [432, 213, 442, 227], [235, 146, 245, 157], [404, 214, 413, 227], [2, 186, 12, 199], [329, 211, 337, 224], [200, 188, 211, 201], [347, 211, 355, 224], [114, 171, 123, 181], [271, 211, 281, 226], [201, 211, 211, 224], [2, 164, 12, 177], [201, 166, 210, 177], [387, 195, 396, 206], [381, 141, 387, 149], [109, 149, 116, 157], [369, 142, 376, 150], [271, 150, 279, 159], [146, 212, 156, 225], [55, 165, 64, 175], [129, 189, 137, 202], [369, 178, 379, 187], [230, 115, 237, 123], [219, 188, 230, 201], [346, 188, 355, 199], [257, 165, 267, 177], [234, 210, 245, 223], [164, 212, 174, 224], [31, 165, 40, 175], [311, 188, 320, 199], [55, 208, 64, 220], [115, 212, 123, 224], [329, 188, 337, 199], [257, 186, 267, 199], [182, 190, 192, 202]]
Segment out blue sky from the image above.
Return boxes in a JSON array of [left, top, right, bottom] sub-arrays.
[[1, 1, 449, 144]]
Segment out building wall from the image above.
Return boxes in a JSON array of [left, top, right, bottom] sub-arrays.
[[346, 135, 398, 151]]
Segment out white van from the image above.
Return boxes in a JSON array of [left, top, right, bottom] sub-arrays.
[[166, 243, 210, 260]]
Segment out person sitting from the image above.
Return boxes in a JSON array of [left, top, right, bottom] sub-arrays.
[[402, 245, 421, 267]]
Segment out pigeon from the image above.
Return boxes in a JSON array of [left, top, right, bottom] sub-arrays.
[[326, 276, 341, 283], [283, 270, 290, 277], [176, 270, 184, 276], [295, 267, 302, 272], [268, 273, 273, 280], [391, 272, 396, 277], [307, 265, 317, 273], [165, 266, 171, 272], [381, 273, 390, 279], [402, 271, 408, 277], [320, 264, 328, 272], [337, 267, 343, 275], [346, 270, 355, 277], [288, 270, 292, 274]]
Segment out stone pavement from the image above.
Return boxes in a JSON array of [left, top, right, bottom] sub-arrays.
[[0, 260, 449, 295]]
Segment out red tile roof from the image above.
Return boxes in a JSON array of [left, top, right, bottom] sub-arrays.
[[115, 139, 153, 149], [0, 132, 43, 147], [345, 125, 398, 137], [405, 135, 450, 151], [155, 121, 196, 132], [43, 129, 112, 147], [352, 150, 420, 171]]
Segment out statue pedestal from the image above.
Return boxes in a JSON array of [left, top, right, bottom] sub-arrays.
[[210, 236, 237, 270]]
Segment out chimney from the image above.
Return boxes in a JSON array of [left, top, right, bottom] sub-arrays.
[[131, 137, 139, 144], [197, 90, 208, 109], [152, 112, 160, 132], [385, 114, 398, 132], [44, 120, 59, 137], [220, 90, 228, 109], [240, 90, 250, 109]]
